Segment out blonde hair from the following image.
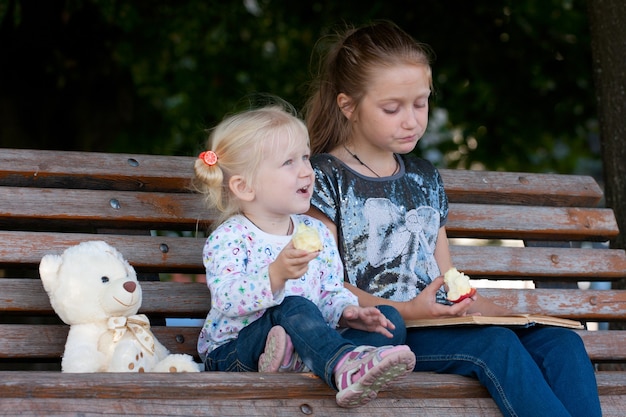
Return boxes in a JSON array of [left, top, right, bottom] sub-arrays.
[[193, 102, 309, 225], [304, 20, 434, 154]]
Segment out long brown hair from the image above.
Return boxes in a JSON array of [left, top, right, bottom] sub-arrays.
[[304, 20, 433, 154]]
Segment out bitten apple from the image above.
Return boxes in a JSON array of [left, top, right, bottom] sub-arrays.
[[444, 267, 477, 303], [292, 224, 323, 252]]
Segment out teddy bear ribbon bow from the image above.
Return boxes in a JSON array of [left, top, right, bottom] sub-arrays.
[[107, 314, 155, 355]]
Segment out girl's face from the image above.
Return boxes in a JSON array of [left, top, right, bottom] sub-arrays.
[[346, 63, 431, 155], [252, 131, 315, 220]]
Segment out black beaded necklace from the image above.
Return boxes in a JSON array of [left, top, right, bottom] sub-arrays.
[[343, 145, 399, 178]]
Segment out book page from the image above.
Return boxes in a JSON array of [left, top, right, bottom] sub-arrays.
[[406, 314, 584, 329]]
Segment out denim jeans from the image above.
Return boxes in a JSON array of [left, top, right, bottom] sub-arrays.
[[204, 296, 406, 390], [406, 325, 601, 417]]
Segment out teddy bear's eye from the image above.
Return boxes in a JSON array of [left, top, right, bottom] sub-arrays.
[[101, 276, 109, 283]]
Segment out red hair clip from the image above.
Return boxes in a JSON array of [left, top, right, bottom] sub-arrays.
[[199, 151, 218, 166]]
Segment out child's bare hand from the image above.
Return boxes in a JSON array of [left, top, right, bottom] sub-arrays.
[[339, 305, 396, 338], [268, 242, 319, 291], [407, 276, 477, 319]]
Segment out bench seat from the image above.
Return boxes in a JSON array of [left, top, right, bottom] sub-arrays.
[[1, 148, 625, 416]]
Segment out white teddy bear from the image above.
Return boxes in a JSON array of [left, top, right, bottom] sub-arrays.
[[39, 240, 201, 373]]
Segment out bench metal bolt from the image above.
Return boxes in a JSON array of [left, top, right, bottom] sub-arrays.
[[109, 199, 121, 209]]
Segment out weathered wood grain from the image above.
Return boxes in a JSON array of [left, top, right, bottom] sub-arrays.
[[0, 373, 624, 417], [5, 279, 626, 321], [0, 149, 604, 206]]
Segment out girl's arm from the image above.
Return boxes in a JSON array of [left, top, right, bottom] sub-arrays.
[[345, 274, 477, 319], [469, 292, 512, 316]]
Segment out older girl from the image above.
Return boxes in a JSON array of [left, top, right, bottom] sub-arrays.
[[305, 21, 601, 417]]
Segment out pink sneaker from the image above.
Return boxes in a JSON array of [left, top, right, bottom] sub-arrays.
[[334, 345, 415, 408], [258, 326, 309, 372]]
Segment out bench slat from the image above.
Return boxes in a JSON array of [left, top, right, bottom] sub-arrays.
[[0, 325, 199, 360], [0, 397, 622, 417], [0, 371, 624, 400], [478, 288, 626, 320], [1, 280, 209, 316], [2, 325, 626, 363], [0, 399, 504, 417], [0, 149, 194, 192], [0, 187, 214, 231], [0, 231, 206, 273], [3, 278, 626, 321], [4, 280, 626, 321], [2, 234, 625, 279], [447, 204, 619, 241], [440, 168, 604, 207], [3, 188, 614, 240], [0, 397, 504, 417], [0, 149, 604, 206], [450, 245, 626, 280]]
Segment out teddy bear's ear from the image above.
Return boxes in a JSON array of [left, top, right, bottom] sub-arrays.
[[39, 254, 63, 294]]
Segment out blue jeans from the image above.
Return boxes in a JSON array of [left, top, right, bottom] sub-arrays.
[[204, 296, 406, 390], [406, 326, 601, 417]]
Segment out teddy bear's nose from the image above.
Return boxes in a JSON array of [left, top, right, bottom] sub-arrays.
[[123, 281, 137, 293]]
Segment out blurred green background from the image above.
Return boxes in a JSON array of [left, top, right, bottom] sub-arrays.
[[0, 0, 600, 176]]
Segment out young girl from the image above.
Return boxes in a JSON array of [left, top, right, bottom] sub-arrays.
[[193, 103, 416, 408], [304, 21, 602, 417]]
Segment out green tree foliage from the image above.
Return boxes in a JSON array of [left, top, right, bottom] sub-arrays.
[[0, 0, 600, 176]]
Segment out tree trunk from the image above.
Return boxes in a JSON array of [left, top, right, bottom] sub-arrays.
[[587, 0, 626, 369]]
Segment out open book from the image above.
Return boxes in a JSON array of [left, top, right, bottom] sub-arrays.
[[405, 314, 584, 329]]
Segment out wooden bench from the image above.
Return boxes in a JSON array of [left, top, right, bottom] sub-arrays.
[[1, 147, 626, 416]]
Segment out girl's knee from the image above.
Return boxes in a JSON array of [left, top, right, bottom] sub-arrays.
[[464, 326, 524, 355], [554, 328, 584, 345], [536, 328, 587, 357], [273, 296, 325, 327]]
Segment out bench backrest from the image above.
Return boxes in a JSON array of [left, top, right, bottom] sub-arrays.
[[1, 148, 626, 369]]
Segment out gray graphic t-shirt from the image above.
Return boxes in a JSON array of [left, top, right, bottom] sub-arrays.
[[311, 153, 450, 304]]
